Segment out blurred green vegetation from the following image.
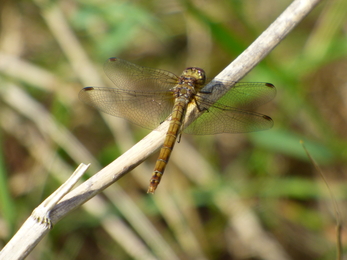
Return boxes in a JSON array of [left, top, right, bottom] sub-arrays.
[[0, 0, 346, 259]]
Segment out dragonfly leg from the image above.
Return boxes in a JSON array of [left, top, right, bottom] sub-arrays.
[[177, 133, 182, 143], [193, 97, 209, 113]]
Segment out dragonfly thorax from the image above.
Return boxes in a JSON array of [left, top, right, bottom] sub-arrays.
[[179, 67, 206, 90]]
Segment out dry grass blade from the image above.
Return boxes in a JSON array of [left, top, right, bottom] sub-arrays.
[[301, 140, 342, 260]]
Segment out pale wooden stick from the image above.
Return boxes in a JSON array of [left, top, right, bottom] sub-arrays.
[[0, 164, 89, 260], [31, 163, 90, 229]]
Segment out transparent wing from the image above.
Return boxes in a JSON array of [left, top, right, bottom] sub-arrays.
[[104, 57, 179, 92], [184, 107, 273, 134], [184, 82, 276, 134], [200, 82, 276, 110], [79, 57, 182, 129], [79, 87, 175, 130]]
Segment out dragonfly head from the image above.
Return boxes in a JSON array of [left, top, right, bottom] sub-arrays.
[[181, 67, 206, 88]]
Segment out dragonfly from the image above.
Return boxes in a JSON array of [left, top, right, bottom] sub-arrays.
[[79, 57, 276, 193]]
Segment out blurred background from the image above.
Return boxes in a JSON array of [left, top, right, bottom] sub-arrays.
[[0, 0, 346, 259]]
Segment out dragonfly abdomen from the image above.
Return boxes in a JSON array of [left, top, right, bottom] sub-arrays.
[[147, 98, 188, 193]]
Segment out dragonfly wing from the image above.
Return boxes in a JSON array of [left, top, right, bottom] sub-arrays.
[[201, 82, 276, 110], [104, 58, 179, 92], [184, 105, 273, 135], [184, 82, 275, 134], [79, 87, 174, 130]]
